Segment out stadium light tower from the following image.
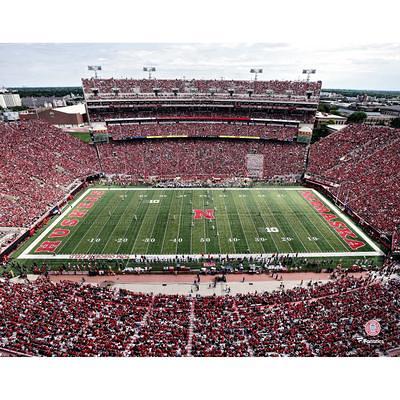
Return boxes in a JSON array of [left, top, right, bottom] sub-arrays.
[[88, 65, 102, 79], [250, 68, 263, 81], [143, 66, 156, 79], [302, 69, 316, 82]]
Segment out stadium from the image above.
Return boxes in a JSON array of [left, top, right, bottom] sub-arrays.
[[0, 73, 399, 357]]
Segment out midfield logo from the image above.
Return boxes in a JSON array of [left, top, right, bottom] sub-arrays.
[[193, 209, 215, 220]]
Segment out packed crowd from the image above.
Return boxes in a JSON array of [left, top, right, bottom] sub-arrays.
[[376, 258, 400, 278], [98, 139, 307, 180], [107, 122, 298, 140], [90, 109, 316, 123], [0, 275, 398, 356], [101, 175, 251, 188], [153, 177, 251, 188], [242, 279, 400, 356], [0, 230, 22, 253], [82, 78, 322, 99], [2, 119, 398, 242], [0, 121, 98, 227], [392, 227, 400, 253], [308, 124, 400, 233], [0, 120, 307, 229]]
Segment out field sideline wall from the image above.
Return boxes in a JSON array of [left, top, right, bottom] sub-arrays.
[[304, 179, 391, 250], [16, 187, 384, 269]]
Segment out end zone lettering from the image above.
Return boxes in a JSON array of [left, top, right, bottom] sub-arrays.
[[40, 190, 105, 253], [49, 228, 70, 238], [78, 201, 96, 209], [69, 209, 88, 218], [76, 190, 105, 210], [302, 191, 365, 250], [35, 241, 62, 253], [90, 190, 106, 197], [61, 219, 79, 227]]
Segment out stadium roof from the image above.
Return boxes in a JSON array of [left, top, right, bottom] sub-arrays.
[[316, 112, 346, 120], [54, 103, 86, 115]]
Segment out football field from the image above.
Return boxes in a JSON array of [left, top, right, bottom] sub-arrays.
[[18, 187, 383, 261]]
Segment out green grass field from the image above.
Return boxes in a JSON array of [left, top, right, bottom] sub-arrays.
[[17, 187, 383, 263], [68, 132, 91, 143]]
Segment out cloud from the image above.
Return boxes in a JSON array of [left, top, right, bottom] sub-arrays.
[[0, 43, 399, 90]]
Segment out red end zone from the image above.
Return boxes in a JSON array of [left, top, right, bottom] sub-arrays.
[[35, 190, 106, 253], [302, 191, 366, 250]]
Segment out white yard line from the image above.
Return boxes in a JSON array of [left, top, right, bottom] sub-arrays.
[[251, 205, 282, 252], [18, 189, 92, 258], [232, 194, 253, 252], [283, 192, 324, 253], [221, 194, 238, 253], [73, 190, 122, 255], [20, 250, 383, 260], [145, 192, 164, 254], [90, 187, 307, 191], [115, 194, 144, 254], [211, 195, 222, 253], [298, 203, 339, 253], [19, 187, 384, 260], [175, 193, 185, 254], [99, 191, 134, 253], [189, 192, 194, 254], [202, 193, 207, 254], [128, 195, 158, 254], [257, 191, 295, 253], [160, 191, 175, 254], [311, 189, 384, 255], [237, 194, 264, 253]]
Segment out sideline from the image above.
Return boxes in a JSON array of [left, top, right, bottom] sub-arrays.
[[18, 187, 384, 260]]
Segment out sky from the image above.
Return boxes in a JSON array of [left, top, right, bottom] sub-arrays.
[[1, 0, 399, 91], [1, 42, 400, 90]]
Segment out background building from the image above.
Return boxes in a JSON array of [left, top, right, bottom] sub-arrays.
[[19, 103, 87, 127], [22, 96, 67, 109], [315, 111, 346, 128], [381, 105, 400, 117], [1, 111, 20, 122], [0, 88, 22, 109]]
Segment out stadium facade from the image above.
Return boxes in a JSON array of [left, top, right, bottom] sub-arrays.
[[1, 75, 399, 267], [82, 77, 321, 143]]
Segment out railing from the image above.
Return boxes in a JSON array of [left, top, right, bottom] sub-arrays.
[[0, 175, 100, 262], [105, 116, 300, 125], [303, 177, 391, 250], [0, 347, 32, 357], [387, 347, 400, 357], [85, 92, 320, 103]]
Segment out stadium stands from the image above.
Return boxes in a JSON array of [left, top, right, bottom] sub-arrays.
[[1, 119, 399, 246], [82, 78, 322, 99], [90, 110, 314, 123], [98, 139, 306, 180], [307, 125, 400, 233], [0, 275, 398, 356], [107, 122, 298, 141], [0, 121, 98, 227], [83, 78, 321, 126], [0, 120, 306, 228], [392, 227, 400, 253]]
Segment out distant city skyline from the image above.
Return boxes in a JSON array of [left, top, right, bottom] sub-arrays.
[[1, 43, 400, 90]]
